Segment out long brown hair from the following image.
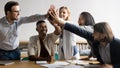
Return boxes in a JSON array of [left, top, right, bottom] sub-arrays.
[[80, 12, 95, 26], [94, 22, 114, 42]]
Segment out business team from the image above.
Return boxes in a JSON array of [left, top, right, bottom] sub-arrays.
[[0, 1, 120, 68]]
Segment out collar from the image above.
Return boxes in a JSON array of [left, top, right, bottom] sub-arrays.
[[4, 16, 17, 25], [99, 43, 110, 48]]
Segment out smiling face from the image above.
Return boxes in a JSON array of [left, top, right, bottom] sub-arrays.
[[92, 31, 106, 42], [78, 12, 95, 26], [36, 22, 48, 36], [92, 22, 114, 43], [59, 8, 70, 21], [78, 15, 85, 25]]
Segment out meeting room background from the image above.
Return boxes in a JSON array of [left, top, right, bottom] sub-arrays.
[[0, 0, 120, 41]]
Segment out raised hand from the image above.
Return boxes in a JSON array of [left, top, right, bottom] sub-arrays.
[[98, 64, 113, 68], [47, 5, 56, 21], [48, 14, 61, 35], [47, 5, 65, 28], [48, 5, 60, 23]]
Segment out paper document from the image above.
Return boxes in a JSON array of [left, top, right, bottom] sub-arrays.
[[41, 61, 69, 68], [36, 61, 47, 65], [66, 60, 84, 64], [61, 65, 84, 68]]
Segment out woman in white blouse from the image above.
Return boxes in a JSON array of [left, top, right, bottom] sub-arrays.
[[58, 6, 80, 60]]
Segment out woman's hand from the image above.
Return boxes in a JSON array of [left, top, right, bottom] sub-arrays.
[[98, 64, 113, 68], [48, 5, 65, 27], [47, 56, 55, 64]]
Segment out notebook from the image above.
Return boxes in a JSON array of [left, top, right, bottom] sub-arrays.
[[0, 61, 15, 66]]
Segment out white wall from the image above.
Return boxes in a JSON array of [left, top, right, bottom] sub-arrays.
[[0, 0, 120, 41]]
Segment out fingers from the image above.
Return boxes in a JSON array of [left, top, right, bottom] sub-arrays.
[[48, 17, 54, 24], [49, 9, 56, 19], [50, 5, 55, 9], [52, 9, 56, 16], [48, 16, 58, 26], [48, 5, 65, 26], [48, 6, 58, 19], [48, 9, 58, 25], [47, 56, 52, 62], [56, 9, 59, 16], [48, 10, 54, 19], [98, 64, 113, 68]]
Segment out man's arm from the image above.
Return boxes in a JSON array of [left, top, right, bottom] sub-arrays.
[[98, 64, 113, 68], [48, 8, 93, 41], [18, 14, 47, 25], [98, 64, 120, 68], [64, 23, 93, 41], [28, 36, 37, 61], [28, 36, 52, 61], [53, 24, 61, 35], [48, 17, 61, 35], [29, 55, 51, 61], [29, 55, 40, 61]]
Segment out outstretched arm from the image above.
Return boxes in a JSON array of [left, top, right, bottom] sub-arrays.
[[48, 17, 61, 35], [64, 23, 93, 41], [48, 7, 93, 41], [29, 55, 51, 61], [53, 24, 61, 35], [18, 14, 48, 26]]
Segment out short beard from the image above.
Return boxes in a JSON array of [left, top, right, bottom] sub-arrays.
[[96, 37, 106, 42]]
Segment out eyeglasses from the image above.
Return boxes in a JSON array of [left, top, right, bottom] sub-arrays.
[[11, 10, 21, 13]]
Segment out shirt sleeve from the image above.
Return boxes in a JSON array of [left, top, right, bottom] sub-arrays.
[[48, 33, 59, 43], [113, 64, 120, 68], [18, 14, 46, 25], [64, 23, 94, 41], [28, 36, 36, 56]]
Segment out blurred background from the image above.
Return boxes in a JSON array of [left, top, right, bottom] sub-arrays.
[[0, 0, 120, 41]]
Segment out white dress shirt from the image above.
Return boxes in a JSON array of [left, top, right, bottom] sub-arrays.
[[0, 14, 46, 50]]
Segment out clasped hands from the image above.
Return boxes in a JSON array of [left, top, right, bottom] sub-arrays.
[[46, 5, 64, 27]]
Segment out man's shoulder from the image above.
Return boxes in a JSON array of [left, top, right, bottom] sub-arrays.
[[29, 35, 39, 41], [46, 33, 57, 39], [0, 16, 6, 22], [110, 37, 120, 48], [112, 37, 120, 44], [47, 33, 58, 37]]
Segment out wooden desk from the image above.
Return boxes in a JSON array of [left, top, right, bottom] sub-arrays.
[[0, 60, 99, 68], [0, 61, 43, 68]]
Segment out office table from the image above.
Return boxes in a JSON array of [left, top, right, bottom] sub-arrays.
[[0, 60, 99, 68], [0, 61, 43, 68]]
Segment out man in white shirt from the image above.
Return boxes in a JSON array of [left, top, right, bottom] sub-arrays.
[[28, 20, 61, 62], [0, 1, 47, 60]]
